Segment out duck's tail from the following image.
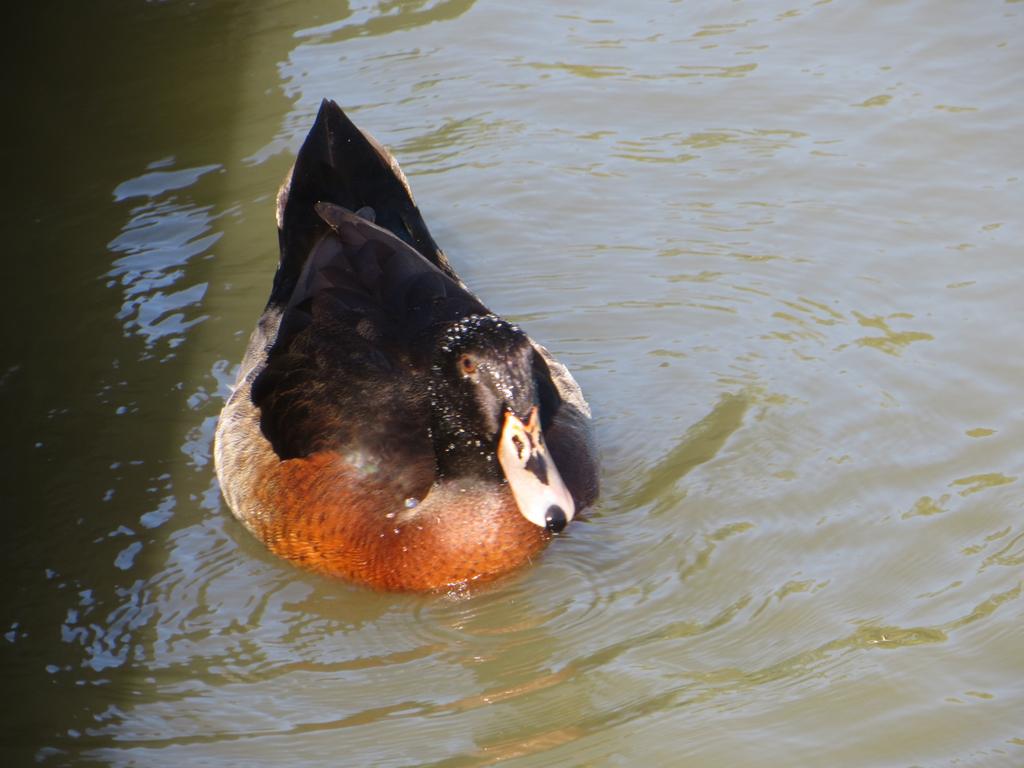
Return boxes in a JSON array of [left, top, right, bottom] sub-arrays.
[[270, 99, 455, 306]]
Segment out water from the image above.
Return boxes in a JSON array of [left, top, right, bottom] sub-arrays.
[[3, 1, 1022, 765]]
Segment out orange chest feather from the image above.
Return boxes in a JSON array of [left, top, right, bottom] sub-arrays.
[[250, 452, 549, 591]]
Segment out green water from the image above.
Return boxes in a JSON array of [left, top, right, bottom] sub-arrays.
[[3, 1, 1022, 765]]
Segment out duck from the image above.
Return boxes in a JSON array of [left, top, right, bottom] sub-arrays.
[[214, 99, 598, 591]]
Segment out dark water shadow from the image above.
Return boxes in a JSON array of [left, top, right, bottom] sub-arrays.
[[1, 1, 287, 763]]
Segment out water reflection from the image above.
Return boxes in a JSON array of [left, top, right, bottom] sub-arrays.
[[108, 187, 219, 348], [296, 0, 477, 43], [621, 392, 748, 511]]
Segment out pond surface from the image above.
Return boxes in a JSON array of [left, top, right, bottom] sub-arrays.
[[3, 1, 1023, 765]]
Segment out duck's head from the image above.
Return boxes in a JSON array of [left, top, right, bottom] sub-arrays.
[[429, 315, 575, 533]]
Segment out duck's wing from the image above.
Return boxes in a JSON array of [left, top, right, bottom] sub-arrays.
[[251, 204, 488, 477], [271, 99, 459, 307]]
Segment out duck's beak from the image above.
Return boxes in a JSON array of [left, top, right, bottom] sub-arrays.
[[497, 407, 575, 533]]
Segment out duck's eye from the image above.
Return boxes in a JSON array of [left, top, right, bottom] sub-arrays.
[[458, 354, 477, 375]]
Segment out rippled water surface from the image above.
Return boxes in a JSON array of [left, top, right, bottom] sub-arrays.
[[4, 1, 1023, 765]]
